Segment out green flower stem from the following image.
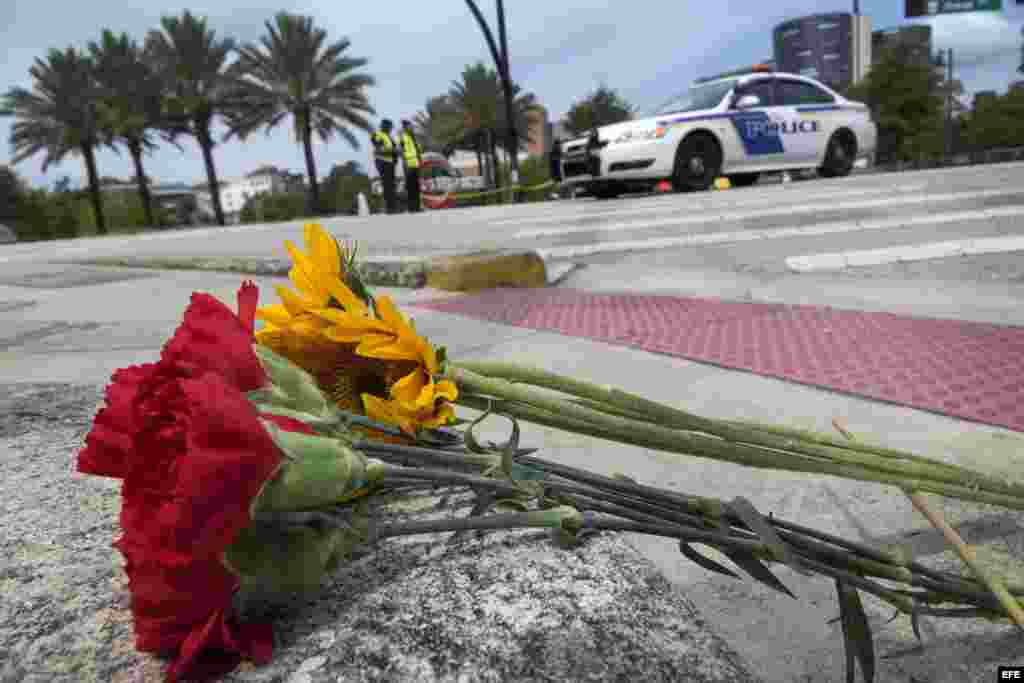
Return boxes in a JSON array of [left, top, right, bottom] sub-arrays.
[[354, 439, 502, 471], [449, 368, 1024, 510], [373, 508, 575, 539], [451, 361, 1014, 497], [374, 463, 530, 498], [452, 361, 957, 468]]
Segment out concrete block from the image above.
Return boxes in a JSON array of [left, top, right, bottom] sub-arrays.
[[425, 249, 547, 291]]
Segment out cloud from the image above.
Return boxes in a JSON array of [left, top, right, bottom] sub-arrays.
[[920, 8, 1022, 68]]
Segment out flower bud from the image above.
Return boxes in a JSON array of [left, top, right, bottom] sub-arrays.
[[253, 344, 331, 417], [256, 425, 375, 511]]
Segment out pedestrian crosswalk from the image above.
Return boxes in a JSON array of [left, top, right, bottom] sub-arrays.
[[468, 165, 1024, 272]]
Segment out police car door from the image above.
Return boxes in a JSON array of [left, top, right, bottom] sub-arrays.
[[728, 76, 787, 171], [774, 78, 831, 166]]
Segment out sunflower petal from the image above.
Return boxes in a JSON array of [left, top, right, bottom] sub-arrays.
[[306, 223, 342, 280], [434, 379, 459, 402], [285, 241, 320, 296], [363, 394, 399, 424], [373, 295, 408, 328], [326, 278, 370, 316], [390, 370, 426, 405], [355, 341, 421, 362], [275, 285, 311, 316], [255, 304, 294, 327]]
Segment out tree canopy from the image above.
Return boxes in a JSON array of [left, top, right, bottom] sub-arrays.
[[844, 44, 945, 162], [564, 84, 635, 137]]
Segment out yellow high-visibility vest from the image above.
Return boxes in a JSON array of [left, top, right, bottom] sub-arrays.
[[372, 131, 395, 163], [401, 131, 421, 169]]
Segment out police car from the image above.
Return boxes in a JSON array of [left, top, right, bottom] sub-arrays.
[[559, 66, 877, 198]]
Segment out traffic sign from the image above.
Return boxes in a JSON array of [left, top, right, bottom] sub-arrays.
[[906, 0, 1002, 17]]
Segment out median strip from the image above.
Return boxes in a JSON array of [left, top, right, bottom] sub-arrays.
[[74, 250, 582, 292]]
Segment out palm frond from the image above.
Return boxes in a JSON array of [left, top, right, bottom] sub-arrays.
[[225, 12, 375, 153]]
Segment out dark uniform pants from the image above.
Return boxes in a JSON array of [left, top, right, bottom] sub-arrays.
[[405, 167, 421, 213], [375, 160, 397, 214]]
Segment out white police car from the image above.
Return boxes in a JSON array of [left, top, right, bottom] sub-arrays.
[[559, 67, 876, 198]]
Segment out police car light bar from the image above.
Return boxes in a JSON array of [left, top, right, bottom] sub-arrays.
[[693, 63, 775, 85]]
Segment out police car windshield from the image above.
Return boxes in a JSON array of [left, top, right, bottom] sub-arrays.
[[655, 79, 737, 116]]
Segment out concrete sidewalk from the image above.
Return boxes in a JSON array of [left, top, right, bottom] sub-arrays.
[[1, 263, 1023, 681]]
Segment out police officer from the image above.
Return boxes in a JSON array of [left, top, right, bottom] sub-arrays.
[[399, 119, 423, 213], [371, 119, 398, 214], [548, 137, 563, 199]]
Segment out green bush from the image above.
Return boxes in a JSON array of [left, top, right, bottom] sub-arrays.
[[240, 191, 312, 223]]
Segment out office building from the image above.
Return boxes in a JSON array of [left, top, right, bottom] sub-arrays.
[[773, 13, 856, 89], [773, 13, 872, 89]]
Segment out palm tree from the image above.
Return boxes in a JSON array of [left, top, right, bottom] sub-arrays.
[[413, 95, 462, 155], [225, 12, 376, 216], [1, 48, 109, 234], [443, 62, 539, 188], [497, 81, 542, 159], [89, 30, 177, 228], [444, 63, 502, 187], [145, 11, 235, 226]]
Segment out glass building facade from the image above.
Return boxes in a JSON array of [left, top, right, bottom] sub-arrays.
[[773, 13, 854, 90]]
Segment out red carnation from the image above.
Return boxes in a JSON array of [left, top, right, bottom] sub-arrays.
[[78, 282, 314, 682]]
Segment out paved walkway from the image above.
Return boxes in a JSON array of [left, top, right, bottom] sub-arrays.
[[414, 288, 1024, 433]]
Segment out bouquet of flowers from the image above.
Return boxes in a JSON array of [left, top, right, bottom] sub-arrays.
[[78, 223, 1024, 683]]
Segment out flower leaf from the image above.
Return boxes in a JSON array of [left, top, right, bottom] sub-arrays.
[[836, 579, 876, 683], [730, 497, 810, 576], [678, 542, 741, 580], [464, 403, 494, 454], [722, 549, 797, 599]]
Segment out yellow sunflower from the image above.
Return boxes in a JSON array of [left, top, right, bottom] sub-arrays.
[[255, 222, 458, 437]]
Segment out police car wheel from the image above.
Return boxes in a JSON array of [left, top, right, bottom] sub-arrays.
[[727, 173, 759, 187], [818, 132, 856, 178], [672, 133, 722, 192]]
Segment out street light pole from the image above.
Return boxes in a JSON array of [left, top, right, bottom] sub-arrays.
[[496, 0, 520, 190], [465, 0, 520, 200]]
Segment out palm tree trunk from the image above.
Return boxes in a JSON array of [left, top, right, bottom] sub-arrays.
[[128, 140, 157, 227], [197, 123, 226, 226], [300, 109, 321, 216], [81, 143, 107, 235], [489, 130, 501, 190]]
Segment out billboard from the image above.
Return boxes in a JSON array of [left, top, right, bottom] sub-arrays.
[[906, 0, 1002, 17]]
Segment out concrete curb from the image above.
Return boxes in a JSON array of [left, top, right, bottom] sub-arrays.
[[786, 235, 1024, 273], [73, 251, 582, 291]]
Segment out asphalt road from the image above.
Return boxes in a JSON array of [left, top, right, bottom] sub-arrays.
[[3, 161, 1024, 280]]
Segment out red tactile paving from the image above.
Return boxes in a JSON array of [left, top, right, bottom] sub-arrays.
[[412, 288, 1024, 433]]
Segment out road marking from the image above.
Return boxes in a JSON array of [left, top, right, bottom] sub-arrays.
[[533, 204, 1024, 261], [512, 187, 1024, 239], [786, 234, 1024, 272], [492, 183, 931, 228]]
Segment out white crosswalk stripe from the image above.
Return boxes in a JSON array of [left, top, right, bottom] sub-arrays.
[[491, 182, 929, 228], [512, 187, 1024, 240], [534, 204, 1024, 261]]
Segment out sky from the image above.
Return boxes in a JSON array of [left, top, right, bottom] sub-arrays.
[[2, 0, 1022, 191]]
